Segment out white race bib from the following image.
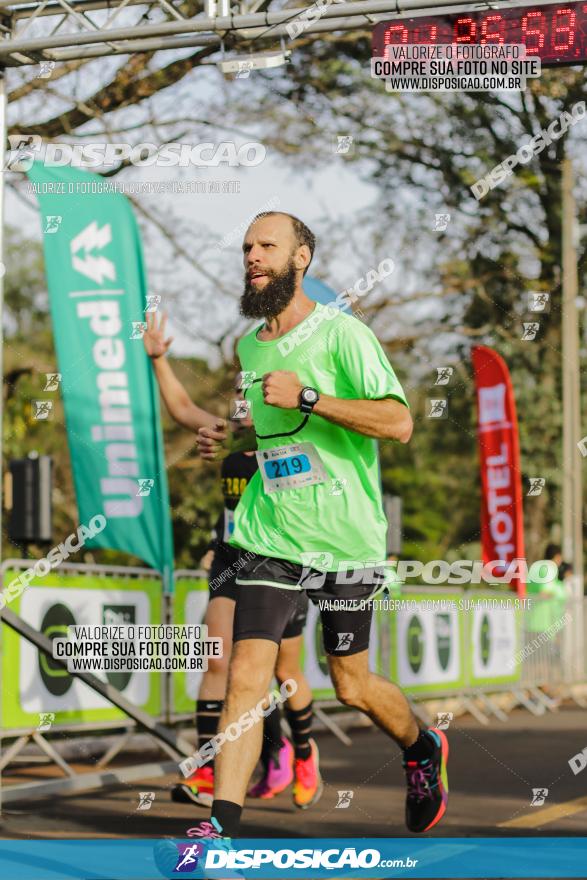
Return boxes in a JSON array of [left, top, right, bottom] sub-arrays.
[[255, 443, 328, 494]]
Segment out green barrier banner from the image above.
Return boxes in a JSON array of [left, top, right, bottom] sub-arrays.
[[466, 591, 522, 686], [391, 593, 466, 694], [1, 571, 161, 729], [172, 578, 209, 714], [27, 162, 174, 591]]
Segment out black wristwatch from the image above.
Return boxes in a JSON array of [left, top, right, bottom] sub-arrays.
[[299, 386, 320, 414]]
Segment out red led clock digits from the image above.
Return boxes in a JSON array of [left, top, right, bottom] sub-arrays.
[[480, 14, 506, 43], [384, 22, 409, 54], [552, 7, 576, 49], [454, 16, 476, 42], [412, 23, 438, 43], [521, 10, 546, 53], [375, 1, 587, 65]]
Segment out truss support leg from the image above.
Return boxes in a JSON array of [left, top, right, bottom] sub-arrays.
[[32, 732, 76, 778], [313, 706, 352, 746]]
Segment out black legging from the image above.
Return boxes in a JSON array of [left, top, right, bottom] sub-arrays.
[[261, 703, 283, 766]]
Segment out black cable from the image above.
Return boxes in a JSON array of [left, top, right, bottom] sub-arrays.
[[244, 378, 310, 440]]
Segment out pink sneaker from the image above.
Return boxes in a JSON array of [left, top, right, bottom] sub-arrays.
[[293, 738, 323, 809], [248, 737, 294, 798]]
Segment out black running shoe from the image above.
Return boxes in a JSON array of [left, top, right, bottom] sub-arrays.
[[403, 728, 449, 833]]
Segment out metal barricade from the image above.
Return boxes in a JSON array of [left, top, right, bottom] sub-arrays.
[[0, 560, 193, 809]]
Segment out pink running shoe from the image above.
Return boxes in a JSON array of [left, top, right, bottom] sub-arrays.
[[293, 738, 323, 809], [248, 737, 294, 798]]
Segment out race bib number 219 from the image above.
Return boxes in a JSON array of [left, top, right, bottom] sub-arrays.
[[256, 443, 328, 493]]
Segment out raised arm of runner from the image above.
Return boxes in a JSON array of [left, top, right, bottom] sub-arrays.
[[143, 311, 221, 432]]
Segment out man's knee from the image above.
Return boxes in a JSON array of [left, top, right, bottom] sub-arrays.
[[334, 679, 366, 709], [275, 660, 299, 684], [227, 641, 276, 696], [207, 654, 230, 678], [331, 665, 368, 709]]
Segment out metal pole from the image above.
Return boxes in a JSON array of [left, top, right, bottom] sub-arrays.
[[561, 158, 585, 681], [0, 606, 191, 756], [0, 0, 564, 58]]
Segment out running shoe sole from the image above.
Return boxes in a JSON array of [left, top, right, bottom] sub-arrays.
[[248, 776, 293, 799], [248, 740, 295, 798], [422, 727, 449, 831], [171, 783, 213, 807]]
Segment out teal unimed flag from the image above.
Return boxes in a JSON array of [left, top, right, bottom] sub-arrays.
[[28, 162, 174, 592]]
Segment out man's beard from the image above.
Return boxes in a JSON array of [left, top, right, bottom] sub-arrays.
[[240, 260, 297, 320]]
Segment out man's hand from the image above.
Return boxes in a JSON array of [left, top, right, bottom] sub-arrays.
[[143, 312, 173, 360], [200, 549, 215, 572], [262, 371, 303, 409], [197, 420, 228, 460]]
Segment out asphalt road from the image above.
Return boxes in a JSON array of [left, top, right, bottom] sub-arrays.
[[2, 706, 587, 841]]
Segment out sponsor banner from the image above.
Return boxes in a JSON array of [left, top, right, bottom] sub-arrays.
[[392, 592, 464, 692], [1, 571, 161, 729], [472, 345, 525, 596], [172, 577, 209, 713], [302, 601, 381, 699], [468, 591, 521, 685], [1, 837, 587, 878], [27, 162, 174, 591]]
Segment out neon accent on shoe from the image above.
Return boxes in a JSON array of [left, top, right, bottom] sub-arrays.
[[183, 821, 243, 880], [248, 738, 294, 798], [293, 738, 324, 810], [171, 765, 214, 807], [403, 728, 449, 833]]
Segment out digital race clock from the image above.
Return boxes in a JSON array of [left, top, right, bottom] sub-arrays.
[[372, 1, 587, 66]]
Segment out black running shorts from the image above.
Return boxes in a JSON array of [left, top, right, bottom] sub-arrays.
[[208, 545, 241, 602], [234, 553, 387, 655], [208, 547, 308, 640]]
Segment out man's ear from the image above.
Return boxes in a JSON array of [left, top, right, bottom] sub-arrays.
[[294, 244, 311, 274]]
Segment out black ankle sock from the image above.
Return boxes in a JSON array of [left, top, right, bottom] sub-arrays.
[[403, 729, 435, 761], [285, 701, 313, 761], [211, 799, 242, 838]]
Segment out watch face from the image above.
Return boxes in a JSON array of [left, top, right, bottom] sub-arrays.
[[303, 388, 318, 404]]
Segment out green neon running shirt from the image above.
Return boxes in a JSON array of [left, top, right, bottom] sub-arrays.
[[229, 302, 409, 569]]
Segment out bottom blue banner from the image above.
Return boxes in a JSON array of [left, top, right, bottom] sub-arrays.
[[0, 837, 585, 879]]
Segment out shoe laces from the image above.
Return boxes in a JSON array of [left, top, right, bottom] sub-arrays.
[[405, 759, 437, 801], [186, 819, 224, 839]]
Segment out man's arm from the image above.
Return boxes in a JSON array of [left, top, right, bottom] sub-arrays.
[[261, 371, 413, 442], [143, 312, 221, 432], [152, 356, 220, 432], [313, 395, 412, 442]]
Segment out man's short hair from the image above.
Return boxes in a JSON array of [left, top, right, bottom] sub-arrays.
[[545, 543, 561, 560], [250, 211, 315, 275]]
